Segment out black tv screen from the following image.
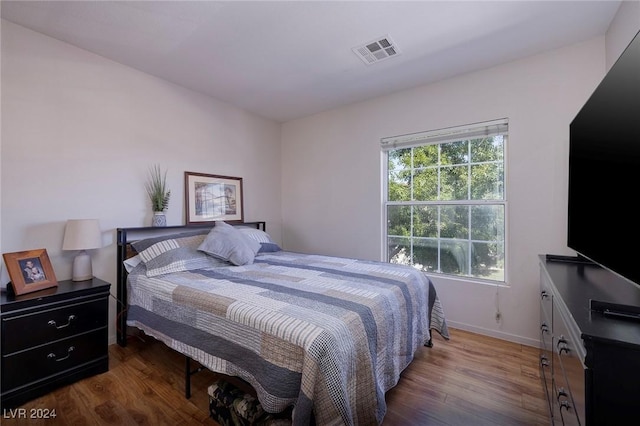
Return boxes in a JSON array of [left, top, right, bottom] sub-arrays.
[[568, 30, 640, 286]]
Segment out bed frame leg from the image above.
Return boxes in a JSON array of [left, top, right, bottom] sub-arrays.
[[185, 357, 192, 399], [184, 355, 206, 399]]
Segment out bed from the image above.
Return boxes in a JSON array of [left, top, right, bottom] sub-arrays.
[[116, 221, 449, 426]]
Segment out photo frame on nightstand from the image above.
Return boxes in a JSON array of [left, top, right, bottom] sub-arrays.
[[3, 248, 58, 296]]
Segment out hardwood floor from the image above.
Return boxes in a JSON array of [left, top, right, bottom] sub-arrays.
[[1, 328, 550, 425], [383, 329, 549, 425]]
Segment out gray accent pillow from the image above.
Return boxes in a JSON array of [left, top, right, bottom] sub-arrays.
[[258, 242, 282, 253], [198, 221, 261, 266]]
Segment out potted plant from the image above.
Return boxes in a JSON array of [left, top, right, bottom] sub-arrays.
[[145, 164, 171, 226]]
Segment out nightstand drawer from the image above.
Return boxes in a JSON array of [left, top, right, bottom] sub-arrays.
[[1, 328, 107, 391], [1, 298, 107, 354]]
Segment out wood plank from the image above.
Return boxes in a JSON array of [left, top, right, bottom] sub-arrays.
[[1, 328, 549, 425]]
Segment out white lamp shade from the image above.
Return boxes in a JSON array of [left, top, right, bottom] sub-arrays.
[[62, 219, 102, 250], [62, 219, 102, 282]]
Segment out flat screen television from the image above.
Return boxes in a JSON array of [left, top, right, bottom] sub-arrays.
[[568, 29, 640, 286]]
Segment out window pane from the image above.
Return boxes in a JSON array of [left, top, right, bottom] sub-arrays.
[[388, 169, 411, 201], [388, 148, 411, 171], [412, 237, 438, 272], [413, 144, 438, 167], [440, 205, 469, 239], [441, 140, 468, 165], [413, 205, 438, 238], [470, 163, 503, 200], [413, 168, 437, 200], [440, 240, 469, 275], [388, 236, 411, 265], [471, 136, 504, 162], [440, 165, 468, 200], [471, 241, 505, 281], [471, 205, 504, 242], [387, 205, 411, 236]]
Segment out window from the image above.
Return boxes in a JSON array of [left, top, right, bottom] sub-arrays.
[[382, 119, 507, 283]]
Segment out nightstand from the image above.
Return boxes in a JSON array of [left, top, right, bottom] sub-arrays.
[[1, 277, 110, 408]]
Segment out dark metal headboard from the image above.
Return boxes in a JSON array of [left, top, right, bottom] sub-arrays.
[[115, 221, 266, 346]]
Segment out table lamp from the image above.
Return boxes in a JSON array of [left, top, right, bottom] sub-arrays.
[[62, 219, 102, 281]]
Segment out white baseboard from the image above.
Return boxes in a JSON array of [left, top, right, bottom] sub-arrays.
[[444, 320, 540, 348]]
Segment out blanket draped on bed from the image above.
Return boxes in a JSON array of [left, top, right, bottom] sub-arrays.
[[127, 251, 449, 426]]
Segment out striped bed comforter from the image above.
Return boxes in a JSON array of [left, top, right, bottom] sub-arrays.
[[127, 250, 449, 426]]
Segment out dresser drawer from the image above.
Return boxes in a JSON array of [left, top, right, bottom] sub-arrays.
[[553, 295, 585, 426], [1, 298, 107, 354], [1, 328, 107, 391]]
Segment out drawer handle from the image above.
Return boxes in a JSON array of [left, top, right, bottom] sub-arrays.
[[557, 338, 570, 355], [47, 346, 75, 362], [540, 290, 549, 300], [48, 315, 76, 330], [557, 387, 568, 399], [540, 323, 549, 333], [559, 400, 572, 411], [540, 356, 549, 367]]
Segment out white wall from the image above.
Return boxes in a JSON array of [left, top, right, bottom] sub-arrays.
[[606, 1, 640, 69], [281, 38, 606, 346], [0, 21, 282, 344]]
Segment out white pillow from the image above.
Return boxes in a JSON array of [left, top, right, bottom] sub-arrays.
[[198, 221, 261, 266], [123, 254, 142, 273]]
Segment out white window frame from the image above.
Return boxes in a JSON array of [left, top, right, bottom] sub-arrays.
[[381, 119, 508, 284]]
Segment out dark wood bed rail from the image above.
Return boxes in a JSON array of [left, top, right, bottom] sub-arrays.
[[115, 222, 266, 347]]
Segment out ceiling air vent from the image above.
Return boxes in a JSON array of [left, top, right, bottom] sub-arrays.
[[352, 35, 400, 65]]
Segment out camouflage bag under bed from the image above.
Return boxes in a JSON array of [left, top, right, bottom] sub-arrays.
[[208, 380, 292, 426]]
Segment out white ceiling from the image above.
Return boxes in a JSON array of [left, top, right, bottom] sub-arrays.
[[1, 1, 622, 122]]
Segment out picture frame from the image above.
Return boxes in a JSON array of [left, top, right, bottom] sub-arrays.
[[185, 172, 244, 225], [3, 248, 58, 296]]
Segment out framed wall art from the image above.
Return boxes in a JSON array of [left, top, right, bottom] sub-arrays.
[[3, 248, 58, 296], [185, 172, 244, 225]]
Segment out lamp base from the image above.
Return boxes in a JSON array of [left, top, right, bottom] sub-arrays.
[[72, 251, 93, 281]]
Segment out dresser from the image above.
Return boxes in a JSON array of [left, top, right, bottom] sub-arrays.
[[1, 278, 110, 408], [539, 256, 640, 425]]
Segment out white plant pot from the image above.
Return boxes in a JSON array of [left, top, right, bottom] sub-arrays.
[[152, 211, 167, 227]]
